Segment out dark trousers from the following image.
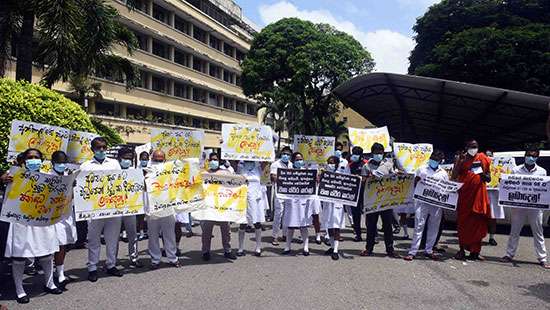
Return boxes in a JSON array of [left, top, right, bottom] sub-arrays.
[[366, 209, 394, 253], [76, 220, 88, 245], [351, 206, 362, 238]]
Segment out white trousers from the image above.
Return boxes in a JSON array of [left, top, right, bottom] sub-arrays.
[[87, 217, 122, 271], [122, 215, 138, 261], [408, 204, 442, 256], [148, 216, 177, 264], [272, 198, 287, 238], [505, 208, 547, 262]]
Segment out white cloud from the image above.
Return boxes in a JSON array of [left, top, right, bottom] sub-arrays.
[[258, 1, 414, 73]]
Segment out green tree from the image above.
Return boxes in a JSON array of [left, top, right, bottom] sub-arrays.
[[242, 18, 374, 140], [409, 0, 550, 95]]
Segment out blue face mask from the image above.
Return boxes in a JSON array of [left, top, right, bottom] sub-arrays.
[[428, 159, 440, 170], [281, 154, 290, 163], [350, 154, 361, 162], [209, 160, 219, 170], [25, 159, 42, 172], [140, 160, 148, 168], [294, 160, 304, 169], [525, 156, 537, 166], [94, 150, 106, 161], [334, 150, 342, 158], [244, 161, 256, 171], [120, 159, 132, 169], [372, 154, 383, 162], [53, 163, 66, 174]]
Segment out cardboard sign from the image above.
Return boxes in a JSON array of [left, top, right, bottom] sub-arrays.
[[73, 168, 145, 221], [498, 174, 550, 210], [66, 130, 99, 164], [293, 135, 335, 164], [276, 168, 317, 199], [413, 176, 463, 210], [364, 174, 415, 214], [221, 124, 275, 161], [393, 143, 433, 173], [150, 128, 203, 160], [191, 173, 248, 223], [317, 171, 361, 205], [487, 157, 516, 189], [348, 126, 391, 153], [0, 167, 76, 226]]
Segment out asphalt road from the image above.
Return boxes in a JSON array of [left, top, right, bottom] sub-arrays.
[[1, 224, 549, 310]]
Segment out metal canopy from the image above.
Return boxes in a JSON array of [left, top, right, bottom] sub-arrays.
[[333, 72, 550, 151]]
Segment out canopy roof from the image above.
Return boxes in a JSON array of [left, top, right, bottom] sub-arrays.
[[333, 72, 550, 151]]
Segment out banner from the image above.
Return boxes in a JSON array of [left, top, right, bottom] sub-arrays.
[[364, 174, 415, 214], [393, 143, 433, 173], [0, 167, 76, 226], [276, 168, 317, 199], [348, 126, 391, 153], [191, 173, 248, 223], [73, 169, 145, 221], [488, 157, 516, 189], [293, 135, 335, 164], [413, 176, 463, 210], [150, 128, 203, 160], [145, 159, 204, 216], [498, 174, 550, 210], [67, 130, 99, 164], [317, 171, 361, 205], [221, 124, 275, 161]]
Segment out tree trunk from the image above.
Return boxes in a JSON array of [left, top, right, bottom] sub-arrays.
[[15, 8, 34, 82]]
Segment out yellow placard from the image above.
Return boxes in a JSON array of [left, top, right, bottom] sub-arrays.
[[488, 157, 516, 189], [8, 120, 69, 160], [348, 126, 392, 153], [364, 174, 415, 213], [67, 130, 98, 164], [221, 124, 275, 161], [293, 135, 335, 164], [150, 128, 204, 160], [393, 143, 433, 173]]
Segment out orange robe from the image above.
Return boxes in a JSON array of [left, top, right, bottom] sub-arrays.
[[456, 153, 492, 253]]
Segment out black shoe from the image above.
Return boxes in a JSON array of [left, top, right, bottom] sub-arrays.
[[224, 252, 237, 260], [302, 250, 310, 256], [489, 238, 498, 246], [100, 237, 105, 245], [58, 278, 72, 291], [281, 250, 291, 255], [169, 261, 181, 268], [44, 286, 63, 295], [315, 238, 322, 245], [88, 270, 98, 282], [331, 252, 339, 260], [202, 252, 211, 261], [24, 265, 37, 276], [324, 248, 334, 256], [161, 250, 166, 257], [129, 260, 143, 268], [353, 236, 362, 242], [237, 251, 246, 257], [16, 295, 30, 304], [323, 238, 331, 246], [254, 250, 262, 257], [106, 267, 123, 277], [150, 263, 160, 270], [176, 249, 183, 257]]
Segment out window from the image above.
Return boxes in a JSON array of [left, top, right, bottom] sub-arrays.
[[127, 105, 146, 121], [152, 39, 168, 59], [133, 31, 148, 51], [193, 57, 206, 73], [193, 87, 207, 103], [247, 104, 257, 116], [192, 118, 201, 128], [209, 64, 221, 79], [208, 93, 220, 106], [152, 110, 167, 123], [223, 97, 234, 110], [174, 82, 188, 99], [235, 75, 242, 86], [209, 35, 222, 51], [174, 49, 189, 67], [174, 16, 189, 34], [236, 50, 245, 62], [95, 101, 115, 116], [236, 101, 245, 113], [223, 43, 234, 57], [151, 75, 165, 93], [193, 26, 207, 44], [174, 114, 189, 127], [133, 0, 149, 14], [152, 3, 168, 24], [137, 70, 148, 88], [223, 70, 234, 83]]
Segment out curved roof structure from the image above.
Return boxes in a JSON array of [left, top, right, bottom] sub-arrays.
[[333, 72, 550, 151]]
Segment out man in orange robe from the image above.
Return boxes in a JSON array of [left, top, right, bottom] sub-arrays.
[[452, 139, 492, 260]]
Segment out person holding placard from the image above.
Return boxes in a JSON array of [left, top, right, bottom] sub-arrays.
[[360, 143, 400, 258], [2, 148, 62, 304], [137, 151, 150, 241], [485, 149, 503, 246], [501, 147, 550, 269], [201, 152, 237, 261], [404, 150, 447, 261], [321, 156, 347, 260], [80, 137, 124, 282], [282, 152, 313, 256], [451, 139, 492, 261], [270, 146, 293, 246], [349, 146, 366, 242]]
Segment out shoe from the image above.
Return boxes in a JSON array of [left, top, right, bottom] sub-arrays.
[[88, 270, 98, 282], [281, 250, 291, 255], [254, 250, 262, 257], [44, 286, 63, 295], [360, 250, 373, 257], [24, 265, 37, 276], [323, 238, 331, 246], [387, 251, 401, 259], [106, 267, 123, 277], [271, 237, 280, 246], [150, 263, 160, 270], [489, 238, 498, 246], [331, 252, 339, 260], [468, 253, 485, 261], [424, 253, 440, 261], [302, 250, 310, 256], [169, 261, 181, 268], [294, 238, 303, 244], [129, 260, 143, 268], [315, 238, 322, 245], [540, 262, 550, 269], [176, 249, 183, 257], [161, 250, 166, 257], [202, 252, 211, 261], [353, 236, 362, 242], [16, 295, 30, 304], [58, 278, 72, 291], [454, 250, 466, 261], [393, 226, 400, 234], [324, 248, 334, 256], [500, 255, 513, 263], [433, 246, 446, 253], [100, 237, 105, 245], [237, 251, 246, 257], [403, 255, 414, 261], [224, 252, 237, 260], [279, 236, 286, 242]]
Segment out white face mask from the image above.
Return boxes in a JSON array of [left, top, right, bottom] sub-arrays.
[[467, 148, 478, 157]]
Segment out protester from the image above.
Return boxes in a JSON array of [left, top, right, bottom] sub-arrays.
[[501, 147, 550, 269], [321, 156, 347, 260], [451, 139, 491, 261], [137, 151, 149, 241], [270, 146, 293, 245], [404, 150, 447, 261], [80, 137, 124, 282], [237, 161, 266, 256], [2, 148, 62, 303], [348, 146, 366, 241], [485, 149, 502, 246]]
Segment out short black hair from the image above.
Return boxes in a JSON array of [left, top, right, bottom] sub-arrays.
[[281, 146, 292, 154], [327, 155, 339, 164], [51, 150, 68, 163], [371, 142, 384, 153], [139, 151, 149, 159], [209, 152, 219, 160], [91, 137, 108, 149], [291, 152, 303, 162], [118, 147, 134, 158], [351, 146, 363, 155], [335, 142, 343, 148], [23, 148, 43, 160], [432, 149, 444, 158]]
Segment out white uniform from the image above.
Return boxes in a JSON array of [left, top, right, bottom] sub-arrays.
[[321, 201, 345, 229], [505, 164, 548, 263], [270, 159, 292, 237], [283, 198, 313, 228], [80, 157, 122, 272], [238, 162, 265, 224], [5, 222, 59, 258], [408, 166, 448, 256], [51, 170, 77, 245], [488, 189, 505, 219]]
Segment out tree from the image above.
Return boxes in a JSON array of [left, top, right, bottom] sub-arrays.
[[409, 0, 550, 95], [242, 18, 374, 140]]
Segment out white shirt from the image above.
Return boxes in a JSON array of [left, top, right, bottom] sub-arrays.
[[270, 159, 293, 175], [79, 157, 121, 171], [361, 158, 395, 178], [512, 164, 547, 176], [415, 165, 449, 181], [237, 162, 262, 199], [338, 158, 350, 174]]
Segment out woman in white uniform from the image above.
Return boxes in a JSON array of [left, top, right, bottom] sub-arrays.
[[485, 150, 504, 246], [237, 161, 266, 256], [2, 148, 63, 304], [50, 151, 77, 290], [282, 152, 313, 256], [321, 156, 347, 260]]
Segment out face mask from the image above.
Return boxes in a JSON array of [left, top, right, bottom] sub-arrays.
[[334, 150, 342, 158], [350, 154, 361, 162], [140, 160, 148, 168], [372, 154, 383, 162], [53, 163, 66, 174], [525, 156, 537, 165], [120, 159, 132, 169], [428, 159, 440, 170], [294, 160, 304, 169], [281, 154, 290, 163], [209, 160, 219, 170], [327, 164, 336, 171], [25, 159, 42, 172], [94, 150, 106, 161], [467, 148, 478, 157]]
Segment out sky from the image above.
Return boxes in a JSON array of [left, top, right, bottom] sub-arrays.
[[236, 0, 441, 73]]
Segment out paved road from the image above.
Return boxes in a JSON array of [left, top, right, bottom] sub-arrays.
[[1, 224, 549, 310]]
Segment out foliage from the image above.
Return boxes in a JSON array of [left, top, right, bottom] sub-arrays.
[[242, 18, 374, 138], [91, 118, 124, 146], [409, 0, 550, 95]]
